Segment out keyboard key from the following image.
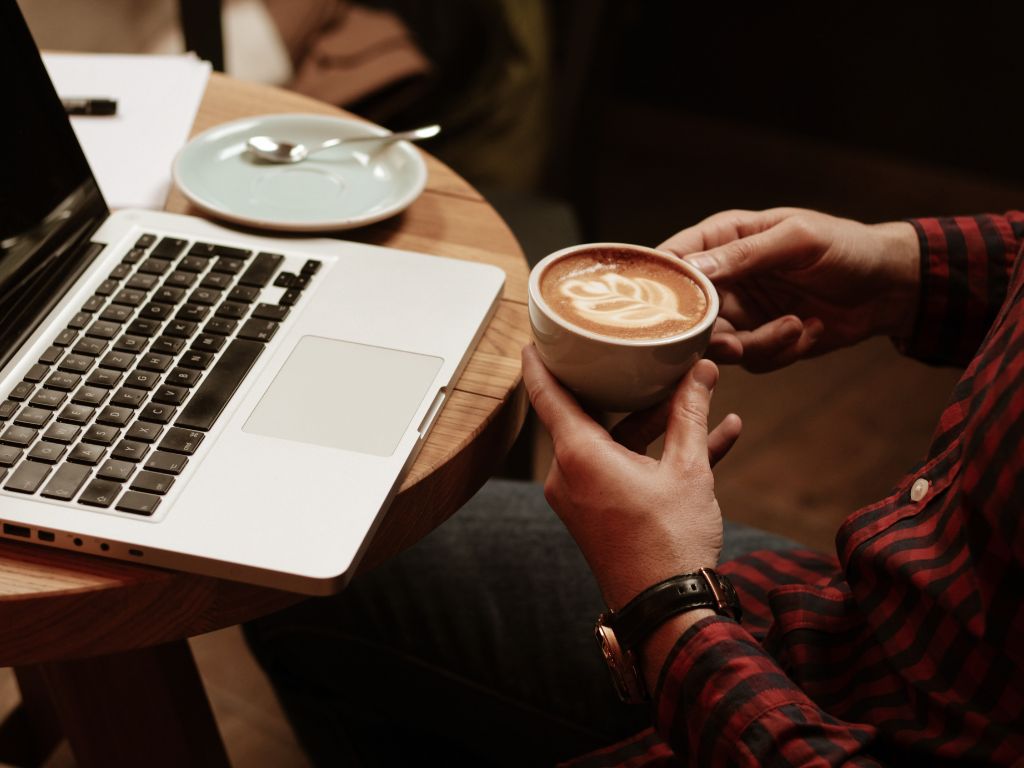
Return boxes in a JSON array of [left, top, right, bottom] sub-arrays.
[[214, 302, 248, 320], [14, 407, 52, 428], [189, 288, 221, 306], [0, 401, 18, 421], [152, 385, 189, 406], [97, 406, 133, 427], [86, 321, 121, 340], [116, 490, 161, 516], [53, 327, 79, 346], [99, 351, 136, 371], [79, 478, 121, 507], [0, 445, 23, 466], [273, 272, 296, 288], [200, 272, 233, 290], [58, 354, 94, 374], [167, 368, 201, 388], [151, 237, 188, 259], [43, 422, 81, 444], [122, 247, 146, 265], [139, 403, 176, 425], [98, 458, 136, 481], [38, 346, 63, 365], [44, 371, 81, 391], [83, 424, 120, 446], [24, 364, 50, 383], [164, 271, 197, 289], [59, 404, 95, 425], [4, 461, 51, 493], [124, 370, 159, 391], [109, 263, 133, 280], [190, 242, 251, 259], [226, 285, 260, 304], [86, 368, 122, 389], [291, 274, 310, 290], [179, 255, 208, 273], [126, 273, 160, 291], [191, 333, 226, 353], [176, 304, 209, 323], [155, 286, 188, 305], [99, 304, 133, 323], [41, 463, 91, 501], [72, 387, 108, 406], [252, 303, 289, 322], [139, 257, 173, 276], [1, 425, 38, 447], [139, 302, 174, 322], [126, 421, 164, 444], [164, 320, 198, 339], [73, 336, 109, 356], [113, 334, 148, 353], [179, 350, 214, 370], [81, 294, 106, 313], [240, 252, 285, 287], [203, 318, 237, 336], [28, 441, 66, 464], [145, 451, 188, 475], [237, 319, 279, 343], [112, 288, 147, 307], [279, 289, 301, 307], [95, 279, 119, 296], [212, 257, 244, 274], [29, 389, 66, 410], [150, 336, 185, 356], [301, 259, 322, 276], [110, 388, 147, 409], [68, 442, 106, 466], [138, 353, 174, 373], [9, 381, 34, 401], [67, 312, 92, 330], [135, 234, 157, 248], [126, 318, 161, 338], [176, 340, 263, 431], [130, 470, 174, 496], [112, 439, 150, 463], [159, 427, 204, 455]]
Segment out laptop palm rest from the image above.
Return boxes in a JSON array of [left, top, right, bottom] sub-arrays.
[[243, 335, 443, 457]]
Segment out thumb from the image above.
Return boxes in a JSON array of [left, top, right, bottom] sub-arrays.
[[685, 218, 816, 283], [662, 360, 718, 468]]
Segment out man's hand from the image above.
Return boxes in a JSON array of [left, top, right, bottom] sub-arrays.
[[660, 208, 920, 372], [522, 345, 739, 611]]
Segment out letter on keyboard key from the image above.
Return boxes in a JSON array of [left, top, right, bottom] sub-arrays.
[[176, 339, 263, 431]]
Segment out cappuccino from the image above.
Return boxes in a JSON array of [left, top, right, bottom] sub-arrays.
[[539, 248, 707, 340]]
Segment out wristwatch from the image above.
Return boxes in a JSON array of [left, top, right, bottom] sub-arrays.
[[594, 567, 742, 704]]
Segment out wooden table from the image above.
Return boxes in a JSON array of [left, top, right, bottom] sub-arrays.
[[0, 74, 530, 767]]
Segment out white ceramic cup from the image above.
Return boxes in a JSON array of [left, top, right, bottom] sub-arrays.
[[528, 242, 719, 412]]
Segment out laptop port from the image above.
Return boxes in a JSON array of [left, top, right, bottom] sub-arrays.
[[3, 523, 31, 538], [128, 548, 144, 557], [37, 530, 55, 542]]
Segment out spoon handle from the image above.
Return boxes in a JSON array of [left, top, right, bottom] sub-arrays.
[[309, 125, 441, 155]]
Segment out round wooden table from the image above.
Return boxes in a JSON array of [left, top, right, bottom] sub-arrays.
[[0, 74, 530, 767]]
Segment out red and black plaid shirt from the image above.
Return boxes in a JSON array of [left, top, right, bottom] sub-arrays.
[[569, 213, 1024, 767]]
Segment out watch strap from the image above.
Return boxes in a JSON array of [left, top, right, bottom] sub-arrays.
[[609, 568, 741, 651]]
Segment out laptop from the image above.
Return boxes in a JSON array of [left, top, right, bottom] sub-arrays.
[[0, 3, 505, 595]]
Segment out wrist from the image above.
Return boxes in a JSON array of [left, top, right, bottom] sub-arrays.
[[639, 609, 716, 694], [871, 221, 921, 342], [602, 552, 719, 611]]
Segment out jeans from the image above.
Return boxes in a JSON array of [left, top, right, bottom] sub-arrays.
[[244, 480, 798, 767]]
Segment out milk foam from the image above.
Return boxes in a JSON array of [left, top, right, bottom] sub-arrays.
[[558, 272, 687, 328]]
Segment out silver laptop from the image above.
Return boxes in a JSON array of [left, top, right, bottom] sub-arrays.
[[0, 4, 504, 594]]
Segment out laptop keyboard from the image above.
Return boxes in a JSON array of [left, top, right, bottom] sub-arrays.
[[0, 234, 320, 517]]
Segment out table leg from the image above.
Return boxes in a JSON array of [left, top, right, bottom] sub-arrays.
[[0, 666, 62, 766], [38, 639, 230, 768]]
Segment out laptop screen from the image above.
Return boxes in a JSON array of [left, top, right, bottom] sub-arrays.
[[0, 1, 108, 369]]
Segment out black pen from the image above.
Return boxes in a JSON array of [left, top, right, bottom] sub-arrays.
[[61, 97, 118, 116]]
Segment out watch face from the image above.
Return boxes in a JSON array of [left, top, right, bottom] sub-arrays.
[[594, 618, 646, 704]]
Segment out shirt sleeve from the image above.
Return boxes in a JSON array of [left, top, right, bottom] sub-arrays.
[[900, 213, 1024, 366], [654, 616, 882, 766]]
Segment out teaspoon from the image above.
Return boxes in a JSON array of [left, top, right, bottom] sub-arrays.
[[246, 124, 441, 164]]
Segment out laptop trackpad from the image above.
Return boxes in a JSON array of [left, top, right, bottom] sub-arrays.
[[243, 336, 443, 457]]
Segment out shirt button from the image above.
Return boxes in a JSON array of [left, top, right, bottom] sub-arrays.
[[910, 477, 930, 502]]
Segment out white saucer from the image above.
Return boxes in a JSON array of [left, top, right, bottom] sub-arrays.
[[172, 113, 428, 232]]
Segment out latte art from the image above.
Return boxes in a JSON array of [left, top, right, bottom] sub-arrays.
[[558, 273, 690, 329], [540, 248, 707, 340]]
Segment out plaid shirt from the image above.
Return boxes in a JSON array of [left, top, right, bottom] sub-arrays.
[[568, 213, 1024, 767]]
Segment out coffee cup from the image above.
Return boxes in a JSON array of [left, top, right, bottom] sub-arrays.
[[528, 242, 719, 412]]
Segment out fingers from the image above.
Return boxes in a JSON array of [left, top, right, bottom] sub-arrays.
[[610, 398, 672, 453], [662, 359, 719, 468], [658, 209, 795, 256], [522, 345, 609, 455], [734, 316, 823, 372], [683, 217, 821, 283], [708, 413, 742, 467]]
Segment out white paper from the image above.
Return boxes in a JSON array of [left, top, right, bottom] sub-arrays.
[[42, 52, 211, 210]]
